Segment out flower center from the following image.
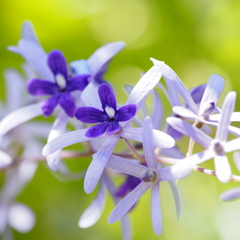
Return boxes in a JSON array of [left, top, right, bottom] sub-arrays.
[[139, 169, 158, 183], [56, 73, 67, 91], [211, 140, 225, 155], [199, 101, 215, 118], [105, 106, 115, 121]]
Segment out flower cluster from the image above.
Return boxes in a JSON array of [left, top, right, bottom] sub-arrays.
[[1, 21, 240, 240]]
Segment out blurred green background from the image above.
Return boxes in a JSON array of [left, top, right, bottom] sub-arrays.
[[1, 0, 240, 239]]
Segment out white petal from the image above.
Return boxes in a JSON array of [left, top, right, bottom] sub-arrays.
[[151, 184, 162, 235], [22, 21, 39, 44], [120, 127, 175, 148], [234, 151, 240, 172], [84, 135, 120, 194], [214, 155, 231, 183], [42, 129, 89, 156], [81, 83, 102, 109], [126, 59, 162, 111], [172, 106, 197, 119], [0, 150, 13, 169], [108, 182, 151, 224], [106, 155, 148, 177], [8, 203, 36, 233], [210, 112, 240, 122], [0, 103, 43, 136], [87, 41, 125, 77], [151, 90, 163, 129], [79, 183, 105, 228]]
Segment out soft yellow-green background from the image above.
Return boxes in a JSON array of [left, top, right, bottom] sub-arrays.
[[1, 0, 240, 239]]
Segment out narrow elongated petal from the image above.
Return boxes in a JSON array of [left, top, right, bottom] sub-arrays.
[[79, 183, 106, 228], [107, 155, 148, 177], [28, 79, 58, 95], [142, 116, 157, 169], [152, 90, 163, 129], [70, 59, 91, 75], [47, 50, 68, 80], [167, 117, 212, 149], [172, 106, 197, 119], [0, 150, 13, 169], [158, 62, 198, 114], [86, 122, 109, 138], [58, 92, 76, 117], [84, 134, 120, 194], [126, 58, 162, 111], [41, 94, 60, 117], [224, 138, 240, 153], [234, 151, 240, 172], [108, 182, 151, 224], [98, 84, 117, 110], [214, 155, 231, 183], [120, 127, 175, 148], [87, 41, 125, 77], [81, 83, 102, 109], [115, 104, 136, 122], [168, 181, 181, 219], [46, 111, 68, 170], [0, 103, 43, 135], [158, 165, 191, 181], [220, 188, 240, 201], [42, 129, 90, 156], [151, 184, 162, 235], [210, 112, 240, 122], [216, 92, 236, 141], [8, 40, 54, 81], [67, 74, 90, 91], [22, 21, 39, 44], [74, 107, 107, 123], [200, 74, 224, 107]]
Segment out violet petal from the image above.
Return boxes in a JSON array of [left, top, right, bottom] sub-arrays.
[[28, 79, 58, 95], [75, 107, 108, 123], [58, 92, 76, 117], [85, 122, 109, 138], [41, 94, 60, 117], [67, 74, 90, 92], [107, 121, 121, 135], [98, 84, 117, 110], [115, 104, 136, 122]]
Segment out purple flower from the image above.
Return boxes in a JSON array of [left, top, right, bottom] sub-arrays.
[[74, 83, 137, 137], [28, 50, 90, 117]]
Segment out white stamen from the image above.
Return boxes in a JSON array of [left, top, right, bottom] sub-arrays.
[[56, 74, 67, 90], [105, 106, 115, 118]]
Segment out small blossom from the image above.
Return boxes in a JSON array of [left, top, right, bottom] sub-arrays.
[[75, 83, 137, 137]]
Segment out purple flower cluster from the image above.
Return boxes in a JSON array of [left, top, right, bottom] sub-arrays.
[[1, 21, 240, 240]]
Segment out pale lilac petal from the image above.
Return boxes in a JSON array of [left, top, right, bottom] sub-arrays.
[[168, 181, 181, 219], [81, 83, 102, 109], [234, 151, 240, 172], [0, 203, 8, 233], [158, 165, 192, 181], [22, 21, 39, 44], [161, 147, 184, 159], [84, 134, 120, 194], [42, 129, 90, 156], [214, 155, 231, 183], [172, 106, 197, 119], [120, 127, 175, 148], [126, 58, 162, 111], [158, 62, 198, 114], [151, 90, 163, 129], [216, 92, 236, 141], [166, 117, 212, 149], [79, 183, 106, 228], [151, 184, 162, 235], [46, 111, 68, 170], [224, 138, 240, 153], [142, 116, 157, 169], [108, 182, 151, 224], [0, 103, 43, 135], [200, 74, 225, 106], [4, 69, 25, 111], [220, 188, 240, 201], [9, 40, 54, 81], [106, 155, 148, 177], [120, 216, 132, 240], [156, 82, 174, 106], [8, 203, 36, 233], [210, 112, 240, 122], [70, 59, 91, 76], [87, 42, 125, 77], [0, 150, 13, 169]]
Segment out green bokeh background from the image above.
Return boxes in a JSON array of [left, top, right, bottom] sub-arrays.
[[1, 0, 240, 239]]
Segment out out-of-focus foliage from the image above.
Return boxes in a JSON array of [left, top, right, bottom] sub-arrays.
[[1, 0, 240, 239]]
